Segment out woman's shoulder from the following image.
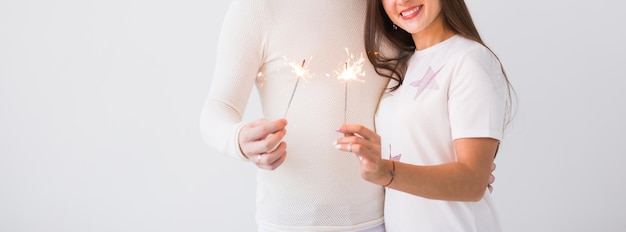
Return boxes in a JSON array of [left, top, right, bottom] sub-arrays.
[[447, 36, 501, 68], [434, 35, 505, 83], [450, 36, 492, 56]]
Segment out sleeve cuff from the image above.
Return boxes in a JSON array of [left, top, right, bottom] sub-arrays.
[[234, 121, 251, 162]]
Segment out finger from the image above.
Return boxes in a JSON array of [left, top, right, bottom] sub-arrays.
[[257, 142, 287, 170], [267, 147, 287, 170], [488, 184, 493, 193], [337, 124, 355, 138], [266, 141, 286, 163], [491, 162, 496, 171], [334, 138, 379, 159], [334, 138, 365, 152], [260, 155, 286, 170], [337, 124, 379, 142], [252, 118, 269, 125], [333, 142, 352, 153], [265, 128, 286, 151], [335, 136, 373, 152], [242, 119, 287, 142], [245, 129, 285, 156]]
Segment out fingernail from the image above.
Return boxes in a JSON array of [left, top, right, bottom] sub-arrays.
[[334, 144, 341, 150], [335, 128, 341, 132]]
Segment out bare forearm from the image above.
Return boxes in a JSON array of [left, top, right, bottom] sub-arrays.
[[385, 160, 491, 202], [333, 127, 498, 202]]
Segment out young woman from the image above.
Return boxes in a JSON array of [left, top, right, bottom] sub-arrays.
[[334, 0, 514, 231]]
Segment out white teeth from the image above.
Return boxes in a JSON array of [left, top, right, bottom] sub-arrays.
[[401, 6, 421, 17]]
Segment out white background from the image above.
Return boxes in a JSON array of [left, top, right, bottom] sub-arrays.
[[1, 0, 625, 231]]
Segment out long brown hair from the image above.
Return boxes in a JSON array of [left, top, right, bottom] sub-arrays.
[[364, 0, 414, 91], [364, 0, 516, 126]]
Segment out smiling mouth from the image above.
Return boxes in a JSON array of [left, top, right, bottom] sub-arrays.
[[400, 6, 422, 17]]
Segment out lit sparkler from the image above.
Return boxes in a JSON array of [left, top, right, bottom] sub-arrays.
[[284, 59, 311, 118], [335, 49, 366, 124]]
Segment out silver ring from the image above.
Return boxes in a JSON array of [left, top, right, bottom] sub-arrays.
[[348, 144, 352, 152]]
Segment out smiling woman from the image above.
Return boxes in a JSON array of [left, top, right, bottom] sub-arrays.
[[335, 0, 515, 231]]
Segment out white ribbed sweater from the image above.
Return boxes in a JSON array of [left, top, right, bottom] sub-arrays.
[[200, 0, 389, 231]]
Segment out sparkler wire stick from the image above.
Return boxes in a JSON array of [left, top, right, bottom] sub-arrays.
[[283, 59, 306, 118], [335, 49, 366, 124], [344, 62, 348, 124]]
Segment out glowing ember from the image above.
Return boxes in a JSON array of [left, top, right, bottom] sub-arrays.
[[335, 48, 366, 83], [334, 49, 366, 123], [284, 59, 311, 118]]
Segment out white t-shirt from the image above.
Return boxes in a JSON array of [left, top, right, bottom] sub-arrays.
[[376, 35, 506, 232], [200, 0, 389, 231]]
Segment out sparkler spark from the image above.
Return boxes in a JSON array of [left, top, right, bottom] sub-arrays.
[[334, 49, 366, 124], [284, 59, 311, 118], [335, 49, 366, 83]]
